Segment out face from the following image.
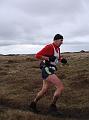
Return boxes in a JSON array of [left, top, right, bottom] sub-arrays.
[[54, 39, 63, 47]]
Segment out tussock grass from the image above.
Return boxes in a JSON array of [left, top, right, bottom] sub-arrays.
[[0, 53, 89, 120]]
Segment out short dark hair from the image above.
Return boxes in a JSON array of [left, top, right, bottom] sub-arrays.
[[54, 34, 63, 40]]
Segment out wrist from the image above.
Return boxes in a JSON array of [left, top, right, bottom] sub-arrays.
[[41, 56, 49, 61]]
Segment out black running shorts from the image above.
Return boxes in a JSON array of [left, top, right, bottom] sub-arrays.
[[41, 66, 56, 79]]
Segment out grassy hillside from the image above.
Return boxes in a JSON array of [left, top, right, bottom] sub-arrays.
[[0, 52, 89, 120]]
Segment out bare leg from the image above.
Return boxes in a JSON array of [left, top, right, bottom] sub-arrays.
[[30, 79, 51, 112], [34, 80, 51, 103], [47, 74, 64, 105]]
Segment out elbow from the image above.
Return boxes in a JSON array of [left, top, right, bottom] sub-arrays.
[[35, 54, 41, 59], [35, 54, 39, 59]]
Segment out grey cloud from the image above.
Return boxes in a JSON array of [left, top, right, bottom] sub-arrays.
[[12, 0, 83, 16], [0, 0, 89, 46]]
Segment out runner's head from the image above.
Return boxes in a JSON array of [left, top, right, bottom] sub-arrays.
[[53, 34, 63, 47]]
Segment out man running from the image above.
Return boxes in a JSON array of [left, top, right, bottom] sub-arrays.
[[30, 34, 67, 114]]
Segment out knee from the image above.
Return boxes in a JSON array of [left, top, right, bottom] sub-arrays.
[[37, 88, 48, 96], [57, 84, 64, 92], [60, 85, 64, 91], [54, 85, 64, 97], [42, 86, 49, 94]]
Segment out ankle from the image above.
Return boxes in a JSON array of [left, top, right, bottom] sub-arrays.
[[50, 103, 56, 107], [51, 101, 57, 106], [34, 99, 37, 103]]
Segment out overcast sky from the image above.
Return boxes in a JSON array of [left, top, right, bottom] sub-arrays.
[[0, 0, 89, 54]]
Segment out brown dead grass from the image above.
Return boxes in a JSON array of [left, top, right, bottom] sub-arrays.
[[0, 52, 89, 120]]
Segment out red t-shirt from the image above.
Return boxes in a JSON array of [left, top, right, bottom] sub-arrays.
[[35, 43, 62, 62]]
